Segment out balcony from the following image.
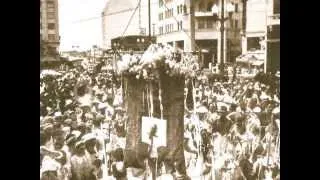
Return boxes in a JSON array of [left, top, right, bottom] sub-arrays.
[[195, 11, 213, 17]]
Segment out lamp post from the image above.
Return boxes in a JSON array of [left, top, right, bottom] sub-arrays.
[[212, 1, 235, 76]]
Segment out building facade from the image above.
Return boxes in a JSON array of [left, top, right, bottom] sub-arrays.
[[40, 0, 60, 60], [156, 0, 243, 69], [241, 0, 279, 53], [101, 0, 158, 49], [266, 0, 279, 73]]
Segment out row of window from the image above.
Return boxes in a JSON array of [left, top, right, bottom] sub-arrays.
[[197, 19, 239, 29], [165, 24, 174, 33], [177, 4, 187, 14], [159, 5, 187, 21], [158, 21, 183, 35], [165, 8, 174, 18]]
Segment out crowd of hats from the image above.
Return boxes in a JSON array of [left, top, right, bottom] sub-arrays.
[[117, 43, 200, 80], [40, 59, 127, 180], [183, 75, 280, 179]]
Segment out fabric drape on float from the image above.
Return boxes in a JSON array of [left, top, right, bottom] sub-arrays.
[[123, 72, 186, 172]]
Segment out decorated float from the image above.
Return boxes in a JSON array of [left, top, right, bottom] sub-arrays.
[[117, 43, 200, 176]]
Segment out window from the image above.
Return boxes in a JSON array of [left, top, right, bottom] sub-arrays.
[[48, 23, 55, 30], [177, 6, 180, 14], [159, 26, 163, 35], [159, 13, 163, 20], [207, 2, 214, 11], [198, 19, 205, 29], [177, 21, 183, 30], [48, 34, 55, 41], [235, 4, 238, 13], [47, 1, 55, 8], [184, 5, 187, 14], [207, 19, 213, 28], [47, 12, 55, 19]]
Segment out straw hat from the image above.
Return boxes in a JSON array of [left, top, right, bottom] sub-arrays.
[[81, 133, 96, 143]]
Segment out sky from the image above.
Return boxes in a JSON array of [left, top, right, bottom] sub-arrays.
[[58, 0, 109, 51]]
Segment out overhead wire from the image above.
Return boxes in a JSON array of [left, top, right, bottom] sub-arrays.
[[70, 1, 158, 24]]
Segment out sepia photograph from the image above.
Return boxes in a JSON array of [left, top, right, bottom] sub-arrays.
[[40, 0, 280, 179]]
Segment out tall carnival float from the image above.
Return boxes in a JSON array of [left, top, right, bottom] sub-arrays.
[[117, 44, 199, 177]]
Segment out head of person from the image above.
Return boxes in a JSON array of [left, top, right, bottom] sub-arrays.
[[53, 131, 65, 150], [74, 141, 86, 155], [85, 138, 97, 154]]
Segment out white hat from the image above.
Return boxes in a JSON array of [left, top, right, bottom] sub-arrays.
[[253, 107, 262, 113], [54, 112, 62, 117], [71, 130, 81, 139], [40, 157, 60, 173], [65, 99, 73, 106], [272, 107, 280, 114], [81, 133, 96, 142]]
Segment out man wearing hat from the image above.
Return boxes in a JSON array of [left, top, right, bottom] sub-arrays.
[[70, 141, 91, 180], [82, 133, 103, 180]]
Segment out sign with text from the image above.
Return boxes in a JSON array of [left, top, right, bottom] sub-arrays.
[[141, 116, 167, 147]]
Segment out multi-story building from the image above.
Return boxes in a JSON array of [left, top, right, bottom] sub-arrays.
[[40, 0, 60, 60], [156, 0, 243, 69], [266, 0, 279, 73], [101, 0, 158, 49], [241, 0, 279, 52], [240, 0, 279, 72]]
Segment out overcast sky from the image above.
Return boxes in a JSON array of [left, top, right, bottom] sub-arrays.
[[58, 0, 109, 51]]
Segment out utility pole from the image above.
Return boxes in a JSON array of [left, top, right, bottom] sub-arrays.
[[189, 0, 196, 52], [220, 0, 225, 76], [148, 0, 151, 43]]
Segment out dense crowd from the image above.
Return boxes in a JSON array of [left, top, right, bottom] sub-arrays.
[[183, 73, 280, 180], [40, 57, 279, 180]]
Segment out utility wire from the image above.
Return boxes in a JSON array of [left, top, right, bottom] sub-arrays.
[[111, 0, 142, 57], [70, 2, 158, 24]]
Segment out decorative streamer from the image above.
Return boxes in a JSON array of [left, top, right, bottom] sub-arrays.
[[150, 82, 154, 117], [158, 79, 163, 120]]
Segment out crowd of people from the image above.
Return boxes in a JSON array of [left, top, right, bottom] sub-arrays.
[[183, 72, 280, 180], [40, 56, 280, 180]]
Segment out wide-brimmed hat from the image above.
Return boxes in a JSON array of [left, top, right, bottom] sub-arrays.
[[81, 133, 96, 143], [65, 134, 77, 145], [75, 141, 85, 149]]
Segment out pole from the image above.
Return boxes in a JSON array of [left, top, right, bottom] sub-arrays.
[[148, 0, 151, 43], [190, 0, 196, 52], [220, 0, 225, 76], [264, 0, 268, 73]]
